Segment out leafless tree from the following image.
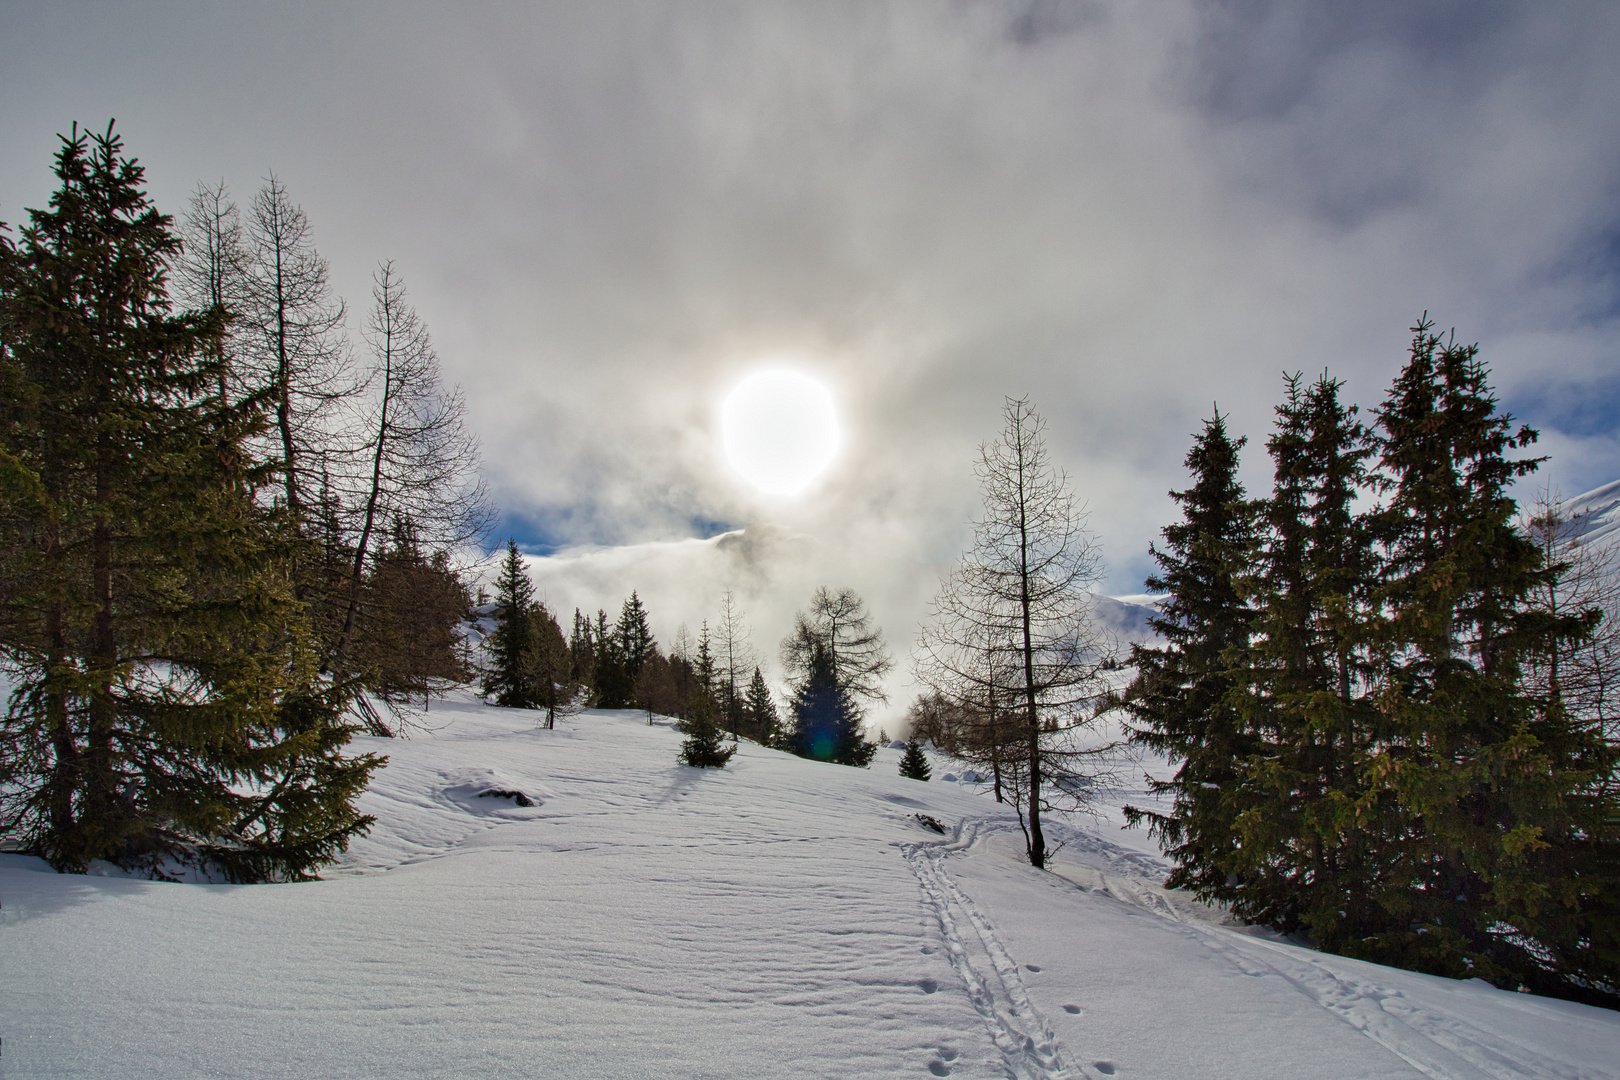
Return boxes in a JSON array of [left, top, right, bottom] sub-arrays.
[[713, 590, 757, 737], [908, 635, 1024, 803], [780, 586, 893, 707], [913, 397, 1114, 868], [1525, 493, 1620, 772], [242, 174, 356, 523], [174, 180, 251, 402], [329, 262, 492, 674]]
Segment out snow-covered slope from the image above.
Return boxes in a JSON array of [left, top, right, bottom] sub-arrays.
[[3, 697, 1616, 1079], [1093, 593, 1163, 645], [1559, 478, 1620, 547]]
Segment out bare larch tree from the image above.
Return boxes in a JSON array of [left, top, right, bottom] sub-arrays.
[[914, 396, 1113, 868], [780, 586, 893, 707], [714, 589, 757, 738], [174, 180, 251, 403], [243, 174, 354, 524], [1525, 493, 1620, 775], [330, 261, 492, 674]]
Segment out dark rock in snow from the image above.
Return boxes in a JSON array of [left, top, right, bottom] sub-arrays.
[[480, 789, 536, 808]]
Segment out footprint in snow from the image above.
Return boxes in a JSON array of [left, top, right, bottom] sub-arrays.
[[1025, 964, 1042, 972], [918, 979, 940, 995], [1093, 1062, 1117, 1075], [1063, 1004, 1083, 1014], [927, 1061, 951, 1077]]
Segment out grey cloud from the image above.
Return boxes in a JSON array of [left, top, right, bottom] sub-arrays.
[[5, 0, 1620, 725]]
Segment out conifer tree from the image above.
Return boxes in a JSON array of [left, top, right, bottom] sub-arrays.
[[1226, 373, 1380, 934], [744, 666, 781, 747], [174, 180, 250, 403], [482, 540, 538, 709], [0, 122, 381, 880], [592, 608, 629, 707], [633, 649, 683, 721], [240, 173, 353, 528], [695, 620, 716, 694], [787, 642, 875, 766], [1351, 320, 1618, 999], [780, 589, 888, 768], [568, 608, 595, 692], [360, 515, 472, 708], [329, 262, 490, 677], [714, 590, 756, 737], [899, 738, 932, 781], [677, 683, 736, 768], [526, 599, 575, 728], [616, 591, 656, 692], [914, 398, 1112, 867], [781, 588, 893, 707], [1124, 408, 1259, 897]]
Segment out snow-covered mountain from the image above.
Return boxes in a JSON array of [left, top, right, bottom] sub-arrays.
[[1558, 478, 1620, 547], [3, 697, 1616, 1079], [1093, 593, 1163, 645]]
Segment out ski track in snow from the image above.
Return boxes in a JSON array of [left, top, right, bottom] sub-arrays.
[[1039, 840, 1618, 1080], [904, 823, 1086, 1080], [5, 700, 1617, 1079]]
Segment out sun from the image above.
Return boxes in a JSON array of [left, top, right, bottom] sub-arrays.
[[720, 369, 841, 495]]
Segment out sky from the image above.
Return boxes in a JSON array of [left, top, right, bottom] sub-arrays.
[[5, 1, 1620, 722]]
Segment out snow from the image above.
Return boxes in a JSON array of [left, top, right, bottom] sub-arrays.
[[1558, 478, 1620, 547], [3, 696, 1617, 1079], [1091, 594, 1164, 645]]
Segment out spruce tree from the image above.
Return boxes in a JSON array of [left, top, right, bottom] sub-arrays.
[[592, 608, 629, 708], [1124, 409, 1259, 901], [0, 122, 381, 881], [616, 591, 656, 697], [787, 642, 875, 766], [1227, 373, 1380, 935], [744, 666, 781, 747], [482, 540, 537, 708], [362, 515, 472, 708], [899, 738, 932, 781], [677, 685, 736, 768], [568, 608, 595, 691], [1352, 320, 1618, 1000]]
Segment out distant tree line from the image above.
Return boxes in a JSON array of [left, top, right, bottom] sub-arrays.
[[1125, 318, 1620, 1008], [478, 545, 893, 769], [0, 122, 487, 881]]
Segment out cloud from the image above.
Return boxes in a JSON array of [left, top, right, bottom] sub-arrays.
[[6, 1, 1620, 725], [519, 522, 943, 717]]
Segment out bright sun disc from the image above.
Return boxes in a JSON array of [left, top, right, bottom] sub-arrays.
[[721, 370, 840, 495]]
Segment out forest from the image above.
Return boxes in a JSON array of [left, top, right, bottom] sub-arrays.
[[1, 121, 1616, 1011], [905, 345, 1620, 1007], [0, 122, 903, 885]]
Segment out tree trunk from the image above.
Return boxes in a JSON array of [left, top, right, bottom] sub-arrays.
[[1017, 439, 1045, 869], [86, 428, 120, 855], [331, 334, 392, 675], [272, 244, 302, 523], [44, 579, 77, 846]]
